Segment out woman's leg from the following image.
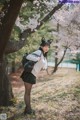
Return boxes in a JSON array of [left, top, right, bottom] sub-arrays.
[[24, 82, 33, 112]]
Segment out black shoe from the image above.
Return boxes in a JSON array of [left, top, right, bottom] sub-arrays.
[[24, 109, 35, 115]]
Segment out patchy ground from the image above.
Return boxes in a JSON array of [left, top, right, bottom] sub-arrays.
[[1, 67, 80, 120]]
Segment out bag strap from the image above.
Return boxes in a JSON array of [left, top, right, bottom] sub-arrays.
[[32, 50, 42, 58]]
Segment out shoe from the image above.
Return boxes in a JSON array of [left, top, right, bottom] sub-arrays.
[[24, 108, 35, 115]]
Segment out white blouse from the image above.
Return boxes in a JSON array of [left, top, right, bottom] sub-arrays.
[[26, 50, 48, 77]]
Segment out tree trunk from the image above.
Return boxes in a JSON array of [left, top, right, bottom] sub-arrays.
[[52, 51, 58, 73], [11, 60, 15, 73], [0, 0, 24, 58], [52, 23, 67, 74], [0, 0, 23, 106], [53, 65, 58, 73], [0, 56, 14, 106], [52, 48, 67, 74]]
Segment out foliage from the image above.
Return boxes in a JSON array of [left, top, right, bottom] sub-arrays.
[[1, 0, 80, 66]]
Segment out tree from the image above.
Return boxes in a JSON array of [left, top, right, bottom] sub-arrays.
[[0, 0, 67, 106], [0, 0, 24, 106], [49, 5, 80, 73]]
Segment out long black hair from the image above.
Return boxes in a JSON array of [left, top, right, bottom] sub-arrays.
[[39, 47, 48, 58]]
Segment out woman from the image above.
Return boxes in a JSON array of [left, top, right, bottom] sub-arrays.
[[21, 39, 52, 115]]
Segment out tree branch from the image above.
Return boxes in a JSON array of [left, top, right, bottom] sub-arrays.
[[5, 0, 67, 54], [5, 39, 26, 54], [21, 0, 67, 38], [0, 0, 24, 58]]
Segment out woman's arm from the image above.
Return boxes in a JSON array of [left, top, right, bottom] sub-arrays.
[[26, 50, 42, 62], [42, 58, 48, 70]]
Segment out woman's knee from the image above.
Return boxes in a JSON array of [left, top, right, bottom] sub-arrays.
[[24, 82, 32, 95]]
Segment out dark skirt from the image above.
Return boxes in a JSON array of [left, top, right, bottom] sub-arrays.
[[20, 71, 36, 84]]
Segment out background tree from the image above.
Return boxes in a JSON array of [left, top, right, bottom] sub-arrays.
[[48, 5, 80, 73]]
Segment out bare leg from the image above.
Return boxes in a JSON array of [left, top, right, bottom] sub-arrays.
[[24, 82, 32, 112]]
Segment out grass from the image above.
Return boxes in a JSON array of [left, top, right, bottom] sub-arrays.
[[0, 68, 80, 120]]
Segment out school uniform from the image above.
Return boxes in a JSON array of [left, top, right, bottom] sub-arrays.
[[21, 49, 48, 84]]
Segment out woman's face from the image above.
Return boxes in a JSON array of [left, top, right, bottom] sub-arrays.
[[41, 45, 49, 53]]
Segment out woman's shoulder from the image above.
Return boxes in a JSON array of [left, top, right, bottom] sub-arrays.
[[32, 49, 42, 55]]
